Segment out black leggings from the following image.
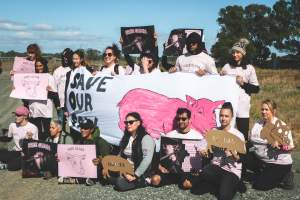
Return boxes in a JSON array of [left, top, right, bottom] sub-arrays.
[[108, 175, 147, 191], [29, 117, 51, 141], [191, 165, 239, 200], [244, 152, 292, 190], [0, 150, 21, 171], [236, 117, 249, 140]]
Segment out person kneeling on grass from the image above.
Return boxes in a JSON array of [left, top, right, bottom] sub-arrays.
[[107, 112, 155, 191], [42, 120, 73, 179], [0, 106, 38, 171], [58, 119, 111, 185], [191, 102, 245, 200], [151, 108, 207, 190], [245, 99, 295, 190]]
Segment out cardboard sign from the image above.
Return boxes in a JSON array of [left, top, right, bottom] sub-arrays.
[[101, 155, 134, 178], [205, 130, 246, 154], [10, 73, 48, 100], [13, 57, 35, 73], [164, 28, 204, 56], [260, 120, 291, 145], [57, 144, 97, 178], [121, 25, 155, 54], [160, 136, 205, 173], [22, 140, 57, 178]]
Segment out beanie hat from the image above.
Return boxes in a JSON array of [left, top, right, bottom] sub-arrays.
[[231, 38, 249, 55]]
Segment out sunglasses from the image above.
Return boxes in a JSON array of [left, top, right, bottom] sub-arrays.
[[15, 114, 23, 117], [103, 53, 113, 57], [148, 60, 153, 64], [176, 117, 188, 122], [124, 120, 138, 125]]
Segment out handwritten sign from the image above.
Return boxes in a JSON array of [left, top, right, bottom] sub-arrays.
[[205, 130, 246, 154], [57, 144, 97, 178], [10, 73, 48, 100], [101, 155, 134, 178], [13, 57, 35, 73]]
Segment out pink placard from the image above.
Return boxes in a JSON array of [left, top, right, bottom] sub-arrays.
[[10, 73, 48, 100], [57, 144, 97, 178], [13, 57, 35, 73]]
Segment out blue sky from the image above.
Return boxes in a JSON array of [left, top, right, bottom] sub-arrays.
[[0, 0, 277, 54]]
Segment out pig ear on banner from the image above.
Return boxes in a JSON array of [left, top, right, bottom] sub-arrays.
[[186, 95, 197, 107]]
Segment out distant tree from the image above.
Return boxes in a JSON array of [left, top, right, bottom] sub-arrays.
[[86, 48, 101, 60], [271, 0, 300, 56], [211, 4, 273, 66]]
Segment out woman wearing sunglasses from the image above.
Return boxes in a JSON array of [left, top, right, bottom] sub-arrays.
[[99, 44, 125, 76], [109, 112, 155, 191]]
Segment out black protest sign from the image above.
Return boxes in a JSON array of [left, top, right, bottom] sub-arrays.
[[163, 28, 204, 56], [160, 136, 204, 174], [22, 139, 57, 178], [121, 25, 155, 54]]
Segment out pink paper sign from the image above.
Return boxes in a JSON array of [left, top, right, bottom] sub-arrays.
[[13, 57, 35, 73], [10, 73, 48, 100], [57, 144, 97, 178]]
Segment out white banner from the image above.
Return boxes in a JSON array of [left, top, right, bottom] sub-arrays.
[[66, 67, 241, 145]]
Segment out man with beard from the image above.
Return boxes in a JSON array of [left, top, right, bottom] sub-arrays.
[[169, 32, 218, 76], [151, 108, 206, 190]]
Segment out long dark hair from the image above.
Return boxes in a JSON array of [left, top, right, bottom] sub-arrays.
[[27, 43, 42, 60], [119, 112, 147, 150], [102, 44, 121, 63], [35, 57, 48, 73], [72, 49, 87, 68], [61, 48, 73, 67]]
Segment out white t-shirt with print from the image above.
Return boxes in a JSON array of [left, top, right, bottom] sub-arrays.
[[175, 52, 218, 75], [100, 64, 125, 76], [28, 73, 57, 118], [221, 64, 259, 118], [53, 66, 71, 107], [250, 117, 293, 165], [8, 122, 39, 151]]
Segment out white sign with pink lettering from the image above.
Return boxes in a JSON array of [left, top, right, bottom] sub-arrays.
[[66, 67, 241, 145]]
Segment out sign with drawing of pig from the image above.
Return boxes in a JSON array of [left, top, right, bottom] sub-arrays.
[[66, 67, 241, 146], [10, 73, 49, 100]]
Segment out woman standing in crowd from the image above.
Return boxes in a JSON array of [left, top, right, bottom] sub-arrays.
[[99, 44, 125, 75], [246, 99, 294, 190], [120, 34, 160, 75], [108, 112, 155, 191], [27, 57, 60, 141], [53, 48, 73, 131], [191, 102, 245, 200], [64, 49, 88, 143], [220, 38, 259, 140]]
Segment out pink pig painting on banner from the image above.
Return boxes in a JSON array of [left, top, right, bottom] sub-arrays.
[[66, 67, 241, 146]]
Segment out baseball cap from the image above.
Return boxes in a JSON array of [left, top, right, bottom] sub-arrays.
[[13, 106, 30, 116], [79, 119, 95, 129]]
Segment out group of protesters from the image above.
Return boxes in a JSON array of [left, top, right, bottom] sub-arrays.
[[0, 30, 295, 200]]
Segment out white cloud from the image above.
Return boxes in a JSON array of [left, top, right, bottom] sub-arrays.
[[32, 23, 54, 31], [0, 19, 27, 31], [15, 31, 34, 39]]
